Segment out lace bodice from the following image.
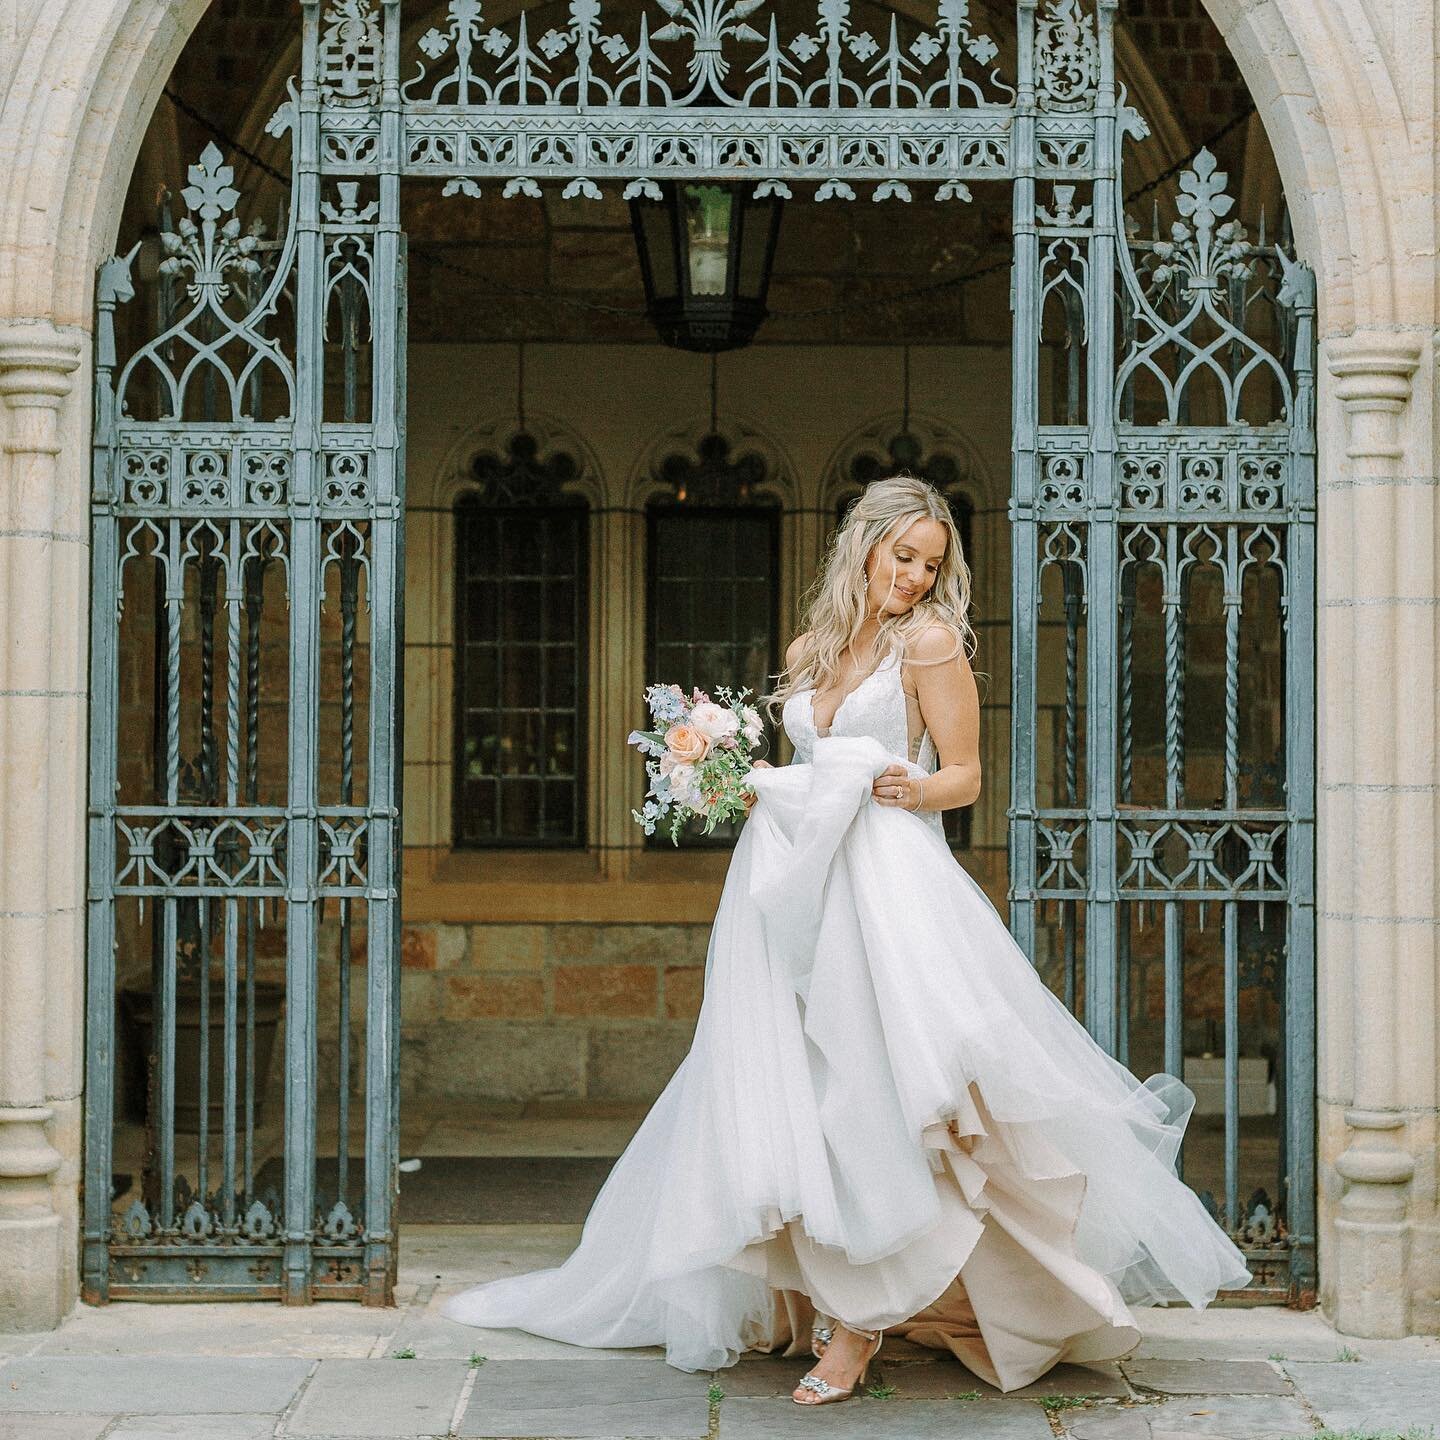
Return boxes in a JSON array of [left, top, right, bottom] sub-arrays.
[[782, 650, 944, 835]]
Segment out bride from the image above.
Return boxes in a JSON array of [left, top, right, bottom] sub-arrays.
[[442, 473, 1252, 1404]]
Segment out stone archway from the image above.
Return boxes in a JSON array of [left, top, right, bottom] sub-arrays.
[[0, 0, 1434, 1337], [1199, 0, 1440, 1339]]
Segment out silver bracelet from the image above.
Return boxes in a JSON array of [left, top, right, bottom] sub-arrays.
[[907, 777, 925, 812]]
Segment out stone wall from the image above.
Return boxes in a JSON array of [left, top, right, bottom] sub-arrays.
[[396, 923, 708, 1105]]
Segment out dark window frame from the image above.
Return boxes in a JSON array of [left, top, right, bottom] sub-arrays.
[[644, 500, 782, 850], [452, 494, 590, 850]]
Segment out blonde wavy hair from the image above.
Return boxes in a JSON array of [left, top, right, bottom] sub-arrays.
[[765, 473, 975, 720]]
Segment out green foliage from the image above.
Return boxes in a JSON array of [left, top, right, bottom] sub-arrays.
[[391, 1346, 416, 1359], [1312, 1430, 1435, 1440]]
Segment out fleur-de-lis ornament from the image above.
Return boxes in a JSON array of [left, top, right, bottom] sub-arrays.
[[159, 144, 262, 301]]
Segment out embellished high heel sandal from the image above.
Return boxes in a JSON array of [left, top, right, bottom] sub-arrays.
[[792, 1323, 883, 1405], [810, 1317, 835, 1359]]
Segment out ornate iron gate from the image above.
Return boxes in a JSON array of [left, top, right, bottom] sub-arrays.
[[1008, 126, 1316, 1297], [85, 0, 1314, 1300], [84, 27, 408, 1297]]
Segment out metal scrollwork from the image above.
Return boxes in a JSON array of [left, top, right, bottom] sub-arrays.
[[1119, 149, 1305, 427], [158, 148, 263, 300], [1034, 0, 1099, 111], [361, 0, 1018, 194], [401, 0, 1006, 110], [319, 0, 385, 103], [89, 0, 1317, 1309], [115, 144, 295, 423]]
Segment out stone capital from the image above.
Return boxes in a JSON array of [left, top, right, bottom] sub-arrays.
[[1330, 331, 1422, 400], [1325, 333, 1423, 465], [0, 322, 83, 410], [0, 1107, 63, 1183], [1327, 334, 1421, 402], [0, 322, 85, 460], [1335, 1108, 1416, 1188]]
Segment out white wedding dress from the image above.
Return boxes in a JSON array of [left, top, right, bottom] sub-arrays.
[[441, 651, 1252, 1390]]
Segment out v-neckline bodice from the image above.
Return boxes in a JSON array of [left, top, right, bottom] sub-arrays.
[[807, 652, 898, 738], [786, 651, 944, 835]]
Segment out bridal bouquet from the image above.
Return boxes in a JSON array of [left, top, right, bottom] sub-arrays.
[[628, 684, 766, 844]]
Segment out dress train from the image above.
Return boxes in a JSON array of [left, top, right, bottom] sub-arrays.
[[441, 732, 1251, 1388]]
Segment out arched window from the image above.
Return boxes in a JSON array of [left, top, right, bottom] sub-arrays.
[[646, 433, 781, 848], [453, 433, 589, 847], [831, 433, 976, 850]]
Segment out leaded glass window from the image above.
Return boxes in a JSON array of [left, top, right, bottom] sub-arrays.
[[646, 492, 780, 847], [453, 435, 588, 848]]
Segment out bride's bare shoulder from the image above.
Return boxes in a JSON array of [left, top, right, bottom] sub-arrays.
[[902, 621, 971, 671], [784, 632, 811, 669]]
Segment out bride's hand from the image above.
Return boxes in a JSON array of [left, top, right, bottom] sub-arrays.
[[742, 760, 773, 815], [872, 763, 922, 810]]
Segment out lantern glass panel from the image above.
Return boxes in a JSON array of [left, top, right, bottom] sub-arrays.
[[638, 199, 680, 301], [684, 184, 732, 297], [736, 196, 775, 301]]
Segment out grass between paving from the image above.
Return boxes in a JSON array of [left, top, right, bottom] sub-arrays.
[[1312, 1431, 1436, 1440]]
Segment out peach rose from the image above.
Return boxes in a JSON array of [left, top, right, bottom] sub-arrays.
[[664, 723, 710, 765]]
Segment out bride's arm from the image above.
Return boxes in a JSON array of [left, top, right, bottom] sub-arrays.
[[881, 624, 981, 812]]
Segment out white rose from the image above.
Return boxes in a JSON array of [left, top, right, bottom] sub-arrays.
[[741, 705, 763, 745], [666, 762, 698, 803], [689, 700, 740, 742]]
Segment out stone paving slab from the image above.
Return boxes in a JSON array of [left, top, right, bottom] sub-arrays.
[[469, 1357, 709, 1401], [1063, 1395, 1314, 1439], [459, 1398, 708, 1438], [720, 1396, 1054, 1438], [716, 1351, 1128, 1401], [0, 1358, 311, 1414], [1285, 1358, 1440, 1433], [27, 1303, 393, 1358], [459, 1358, 711, 1438], [0, 1418, 113, 1440], [877, 1358, 1130, 1400], [392, 1306, 661, 1362], [1121, 1359, 1291, 1394], [287, 1359, 468, 1436], [1124, 1311, 1326, 1363], [106, 1417, 280, 1439], [711, 1353, 812, 1397], [1061, 1409, 1152, 1440]]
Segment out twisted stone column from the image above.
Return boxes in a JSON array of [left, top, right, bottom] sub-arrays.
[[0, 320, 84, 1329], [1323, 332, 1434, 1337]]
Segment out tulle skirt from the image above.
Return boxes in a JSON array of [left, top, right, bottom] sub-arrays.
[[441, 736, 1251, 1389]]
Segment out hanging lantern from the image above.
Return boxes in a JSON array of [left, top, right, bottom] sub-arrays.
[[629, 181, 784, 352]]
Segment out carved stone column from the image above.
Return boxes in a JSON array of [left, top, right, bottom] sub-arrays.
[[1323, 332, 1429, 1337], [0, 321, 83, 1329]]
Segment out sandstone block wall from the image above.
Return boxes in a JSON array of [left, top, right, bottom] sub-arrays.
[[396, 922, 709, 1104]]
